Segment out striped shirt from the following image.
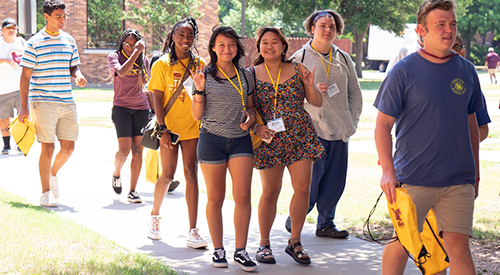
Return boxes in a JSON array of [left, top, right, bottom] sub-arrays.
[[20, 29, 81, 104], [201, 67, 255, 138]]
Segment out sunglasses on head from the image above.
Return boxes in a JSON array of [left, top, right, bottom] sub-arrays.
[[452, 44, 464, 52]]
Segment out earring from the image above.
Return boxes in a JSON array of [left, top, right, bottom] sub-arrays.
[[282, 52, 285, 56]]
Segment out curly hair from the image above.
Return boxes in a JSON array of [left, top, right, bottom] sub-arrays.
[[162, 17, 199, 65]]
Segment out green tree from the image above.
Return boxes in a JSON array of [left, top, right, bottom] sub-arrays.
[[457, 0, 500, 61], [87, 0, 123, 48], [123, 0, 201, 51]]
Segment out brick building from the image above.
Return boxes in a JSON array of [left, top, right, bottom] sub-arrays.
[[2, 0, 219, 84]]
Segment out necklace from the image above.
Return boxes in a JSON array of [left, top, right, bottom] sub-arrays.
[[264, 62, 282, 119], [419, 49, 457, 60]]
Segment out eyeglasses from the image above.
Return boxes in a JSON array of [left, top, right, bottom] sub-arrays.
[[122, 41, 133, 48], [452, 44, 464, 52]]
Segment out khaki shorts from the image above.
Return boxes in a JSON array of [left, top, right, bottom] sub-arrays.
[[30, 102, 79, 143], [488, 68, 497, 74], [0, 91, 21, 119], [402, 183, 475, 237]]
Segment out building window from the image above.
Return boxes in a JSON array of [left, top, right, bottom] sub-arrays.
[[87, 0, 124, 49]]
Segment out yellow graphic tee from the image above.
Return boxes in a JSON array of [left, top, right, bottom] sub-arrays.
[[148, 54, 206, 141]]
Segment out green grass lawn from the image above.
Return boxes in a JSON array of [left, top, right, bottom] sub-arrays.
[[0, 189, 179, 275]]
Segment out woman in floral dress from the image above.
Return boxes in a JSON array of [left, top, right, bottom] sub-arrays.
[[250, 26, 324, 265]]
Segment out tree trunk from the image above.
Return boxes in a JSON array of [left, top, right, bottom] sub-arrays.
[[241, 0, 246, 37], [353, 25, 368, 78], [463, 38, 472, 61]]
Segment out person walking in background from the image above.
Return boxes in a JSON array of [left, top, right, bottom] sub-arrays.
[[108, 28, 151, 203], [251, 26, 324, 265], [18, 0, 87, 207], [287, 10, 362, 239], [0, 18, 25, 155], [191, 26, 257, 272], [374, 1, 481, 274], [147, 17, 208, 250], [453, 36, 491, 142], [485, 47, 499, 84]]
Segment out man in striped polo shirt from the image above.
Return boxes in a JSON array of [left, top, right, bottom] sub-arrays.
[[18, 0, 87, 207]]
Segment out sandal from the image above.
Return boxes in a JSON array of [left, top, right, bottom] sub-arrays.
[[256, 245, 276, 264], [285, 240, 311, 265]]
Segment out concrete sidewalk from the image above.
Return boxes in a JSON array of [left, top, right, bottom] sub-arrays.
[[0, 126, 421, 274]]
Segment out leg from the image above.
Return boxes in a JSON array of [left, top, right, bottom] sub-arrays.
[[227, 156, 254, 249], [39, 142, 55, 193], [381, 239, 409, 275], [180, 139, 199, 229], [257, 165, 285, 246], [288, 159, 314, 243], [0, 118, 11, 152], [315, 140, 348, 230], [51, 140, 74, 177], [442, 232, 475, 275], [200, 162, 227, 248], [150, 144, 179, 215], [113, 137, 132, 179], [129, 136, 143, 192]]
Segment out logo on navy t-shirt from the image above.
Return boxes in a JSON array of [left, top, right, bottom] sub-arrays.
[[451, 78, 466, 95]]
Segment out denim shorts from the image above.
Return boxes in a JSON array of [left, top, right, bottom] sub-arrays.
[[197, 129, 253, 164]]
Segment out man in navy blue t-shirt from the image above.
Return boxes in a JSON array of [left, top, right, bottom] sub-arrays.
[[374, 0, 481, 274]]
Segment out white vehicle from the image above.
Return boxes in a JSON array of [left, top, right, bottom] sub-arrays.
[[366, 23, 417, 72]]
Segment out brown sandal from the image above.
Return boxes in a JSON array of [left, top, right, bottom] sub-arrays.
[[256, 245, 276, 264]]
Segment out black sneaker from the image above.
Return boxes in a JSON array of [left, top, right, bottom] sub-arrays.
[[212, 248, 228, 268], [112, 175, 122, 195], [1, 146, 10, 155], [285, 215, 292, 233], [167, 180, 180, 192], [127, 190, 142, 203], [234, 249, 258, 272]]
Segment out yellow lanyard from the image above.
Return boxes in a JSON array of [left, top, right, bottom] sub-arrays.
[[217, 63, 245, 111], [311, 43, 332, 80], [121, 49, 148, 79], [44, 28, 60, 36], [264, 62, 282, 118]]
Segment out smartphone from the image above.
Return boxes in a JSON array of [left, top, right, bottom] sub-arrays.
[[169, 132, 180, 145]]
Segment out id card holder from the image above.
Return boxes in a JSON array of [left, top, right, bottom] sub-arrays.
[[268, 117, 286, 132], [183, 76, 194, 96], [327, 83, 340, 98]]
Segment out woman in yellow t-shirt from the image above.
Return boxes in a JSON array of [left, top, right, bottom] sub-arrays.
[[146, 17, 207, 250]]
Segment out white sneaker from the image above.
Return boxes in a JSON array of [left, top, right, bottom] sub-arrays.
[[50, 175, 59, 199], [186, 228, 208, 248], [148, 215, 162, 240], [40, 191, 58, 207]]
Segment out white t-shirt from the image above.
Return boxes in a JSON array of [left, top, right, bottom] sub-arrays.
[[0, 36, 26, 94]]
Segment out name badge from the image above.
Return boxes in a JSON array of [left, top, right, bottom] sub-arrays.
[[183, 76, 194, 95], [268, 117, 286, 132], [327, 83, 340, 98]]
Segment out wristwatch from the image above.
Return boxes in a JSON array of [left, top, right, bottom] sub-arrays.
[[192, 89, 206, 96]]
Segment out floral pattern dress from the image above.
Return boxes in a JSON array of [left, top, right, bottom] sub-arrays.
[[251, 62, 324, 169]]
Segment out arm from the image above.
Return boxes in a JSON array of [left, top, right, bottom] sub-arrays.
[[17, 67, 33, 123], [468, 113, 480, 198], [115, 40, 145, 77], [70, 66, 87, 87], [374, 111, 398, 204], [153, 90, 174, 149], [240, 95, 256, 131], [191, 66, 206, 121], [146, 91, 155, 112], [479, 124, 489, 142], [298, 63, 322, 107]]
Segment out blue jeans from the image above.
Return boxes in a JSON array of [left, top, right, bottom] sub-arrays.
[[307, 138, 348, 230]]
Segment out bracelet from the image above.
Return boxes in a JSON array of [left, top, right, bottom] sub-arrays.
[[476, 177, 480, 182], [151, 109, 155, 114], [192, 97, 205, 104], [253, 123, 261, 133], [192, 89, 206, 96]]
